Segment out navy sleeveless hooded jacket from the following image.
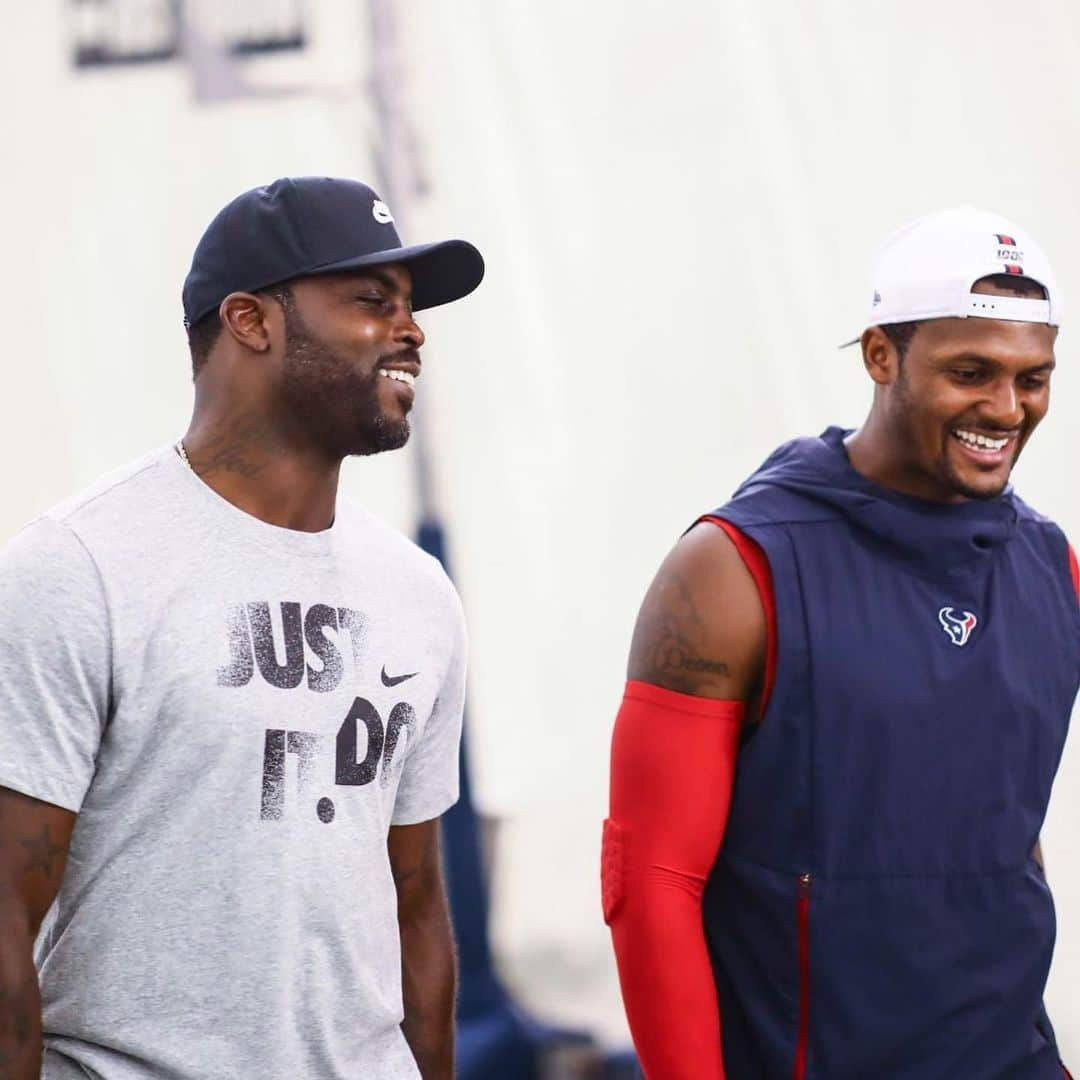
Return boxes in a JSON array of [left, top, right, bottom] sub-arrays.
[[705, 427, 1079, 1079]]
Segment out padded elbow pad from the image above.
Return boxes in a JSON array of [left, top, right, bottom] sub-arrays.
[[604, 681, 743, 921], [601, 817, 626, 924]]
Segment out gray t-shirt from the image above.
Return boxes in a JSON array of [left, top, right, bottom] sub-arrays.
[[0, 446, 466, 1079]]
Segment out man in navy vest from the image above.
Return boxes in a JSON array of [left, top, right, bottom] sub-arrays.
[[604, 207, 1079, 1078]]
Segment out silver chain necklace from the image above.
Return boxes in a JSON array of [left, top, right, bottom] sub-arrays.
[[176, 441, 191, 470]]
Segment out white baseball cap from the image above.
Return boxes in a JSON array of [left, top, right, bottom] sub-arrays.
[[842, 205, 1061, 346]]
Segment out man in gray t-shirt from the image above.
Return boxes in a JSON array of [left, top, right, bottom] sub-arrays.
[[0, 177, 485, 1079]]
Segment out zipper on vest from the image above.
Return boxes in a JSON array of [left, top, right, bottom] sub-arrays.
[[794, 873, 812, 1080]]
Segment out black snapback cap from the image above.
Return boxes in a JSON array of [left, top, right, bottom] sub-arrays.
[[182, 176, 485, 326]]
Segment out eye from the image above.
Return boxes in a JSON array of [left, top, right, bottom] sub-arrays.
[[1020, 373, 1051, 390], [950, 368, 986, 384], [355, 292, 387, 305]]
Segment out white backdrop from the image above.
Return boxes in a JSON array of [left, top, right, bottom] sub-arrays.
[[1, 0, 1077, 1057]]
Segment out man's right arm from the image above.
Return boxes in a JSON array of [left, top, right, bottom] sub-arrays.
[[0, 789, 75, 1079], [0, 518, 109, 1079], [604, 521, 767, 1079]]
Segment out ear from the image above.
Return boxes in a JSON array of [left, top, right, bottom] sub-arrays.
[[860, 326, 901, 387], [218, 292, 275, 354]]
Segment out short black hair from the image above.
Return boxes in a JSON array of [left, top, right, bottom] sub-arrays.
[[187, 311, 223, 378], [881, 320, 920, 361], [186, 282, 295, 378], [881, 274, 1049, 362]]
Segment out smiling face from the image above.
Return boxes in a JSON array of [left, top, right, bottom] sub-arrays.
[[863, 279, 1057, 502], [273, 263, 424, 459]]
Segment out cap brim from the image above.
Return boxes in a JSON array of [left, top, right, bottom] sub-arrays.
[[307, 239, 485, 311]]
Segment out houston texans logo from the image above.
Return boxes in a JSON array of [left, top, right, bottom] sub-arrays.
[[938, 607, 978, 647]]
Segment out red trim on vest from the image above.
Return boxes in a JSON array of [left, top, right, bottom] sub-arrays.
[[700, 515, 779, 717], [794, 874, 812, 1079], [1068, 544, 1079, 602]]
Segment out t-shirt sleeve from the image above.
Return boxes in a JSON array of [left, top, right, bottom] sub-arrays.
[[0, 517, 111, 812], [391, 579, 467, 826]]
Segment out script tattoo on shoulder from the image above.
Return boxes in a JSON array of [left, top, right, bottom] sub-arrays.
[[634, 568, 730, 694]]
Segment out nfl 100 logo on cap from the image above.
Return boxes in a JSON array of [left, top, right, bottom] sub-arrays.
[[841, 205, 1062, 346]]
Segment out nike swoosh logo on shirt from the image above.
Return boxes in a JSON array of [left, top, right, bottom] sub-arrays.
[[381, 666, 418, 687]]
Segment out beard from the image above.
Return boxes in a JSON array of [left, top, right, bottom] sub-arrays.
[[893, 365, 1012, 501], [935, 444, 1012, 501], [277, 303, 410, 458]]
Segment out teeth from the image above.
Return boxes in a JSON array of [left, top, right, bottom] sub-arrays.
[[953, 428, 1008, 452], [380, 369, 416, 387]]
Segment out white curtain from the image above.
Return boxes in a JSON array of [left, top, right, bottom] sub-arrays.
[[404, 0, 1080, 1051]]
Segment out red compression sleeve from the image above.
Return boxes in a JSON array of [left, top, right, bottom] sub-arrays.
[[603, 681, 743, 1080]]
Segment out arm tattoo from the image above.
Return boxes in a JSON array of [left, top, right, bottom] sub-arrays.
[[17, 827, 65, 881], [636, 569, 730, 693]]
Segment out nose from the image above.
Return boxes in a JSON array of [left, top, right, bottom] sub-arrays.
[[395, 310, 425, 350], [985, 377, 1023, 429]]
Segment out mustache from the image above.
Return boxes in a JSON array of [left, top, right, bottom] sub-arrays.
[[952, 421, 1023, 435], [378, 349, 422, 368]]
